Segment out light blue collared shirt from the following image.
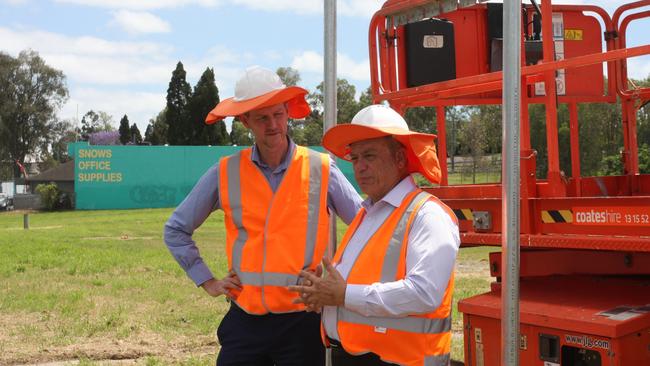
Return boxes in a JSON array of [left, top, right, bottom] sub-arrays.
[[323, 176, 460, 341], [164, 139, 363, 286]]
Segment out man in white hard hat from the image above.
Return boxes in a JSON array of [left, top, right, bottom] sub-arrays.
[[164, 66, 362, 366], [289, 104, 460, 366]]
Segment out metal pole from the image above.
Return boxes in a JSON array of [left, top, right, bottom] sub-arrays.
[[24, 213, 29, 229], [324, 2, 337, 365], [324, 0, 337, 137], [324, 0, 337, 257], [501, 1, 521, 366]]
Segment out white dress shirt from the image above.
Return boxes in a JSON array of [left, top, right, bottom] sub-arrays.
[[323, 176, 460, 340]]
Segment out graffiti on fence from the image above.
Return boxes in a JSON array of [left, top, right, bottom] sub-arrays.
[[129, 185, 177, 206]]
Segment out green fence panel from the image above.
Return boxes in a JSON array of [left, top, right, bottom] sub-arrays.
[[69, 142, 358, 210]]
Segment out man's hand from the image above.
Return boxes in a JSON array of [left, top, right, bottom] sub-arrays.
[[293, 264, 323, 313], [288, 257, 346, 309], [201, 270, 242, 300]]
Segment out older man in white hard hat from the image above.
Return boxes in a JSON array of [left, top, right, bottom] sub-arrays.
[[164, 66, 362, 366], [290, 104, 460, 366]]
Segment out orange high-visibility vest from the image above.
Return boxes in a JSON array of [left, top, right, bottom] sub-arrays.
[[332, 190, 457, 366], [219, 145, 330, 315]]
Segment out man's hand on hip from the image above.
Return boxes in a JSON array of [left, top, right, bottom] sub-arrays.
[[201, 270, 242, 300]]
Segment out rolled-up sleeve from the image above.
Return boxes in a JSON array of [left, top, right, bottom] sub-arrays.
[[164, 163, 221, 286], [344, 201, 460, 317], [327, 159, 363, 225]]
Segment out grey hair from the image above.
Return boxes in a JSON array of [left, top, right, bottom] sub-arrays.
[[384, 136, 406, 154]]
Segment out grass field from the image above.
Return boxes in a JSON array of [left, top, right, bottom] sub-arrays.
[[0, 209, 493, 365]]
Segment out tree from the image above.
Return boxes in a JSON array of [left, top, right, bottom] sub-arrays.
[[130, 123, 142, 144], [48, 119, 78, 163], [358, 86, 374, 110], [404, 107, 437, 134], [0, 50, 68, 180], [185, 67, 229, 145], [38, 118, 78, 172], [89, 130, 120, 145], [144, 123, 154, 143], [311, 79, 360, 124], [230, 120, 253, 146], [80, 110, 114, 140], [445, 107, 468, 172], [458, 113, 489, 184], [635, 75, 650, 164], [472, 105, 502, 154], [145, 109, 168, 145], [165, 62, 192, 145], [291, 78, 364, 145], [118, 115, 131, 144], [640, 143, 650, 174], [276, 67, 301, 86]]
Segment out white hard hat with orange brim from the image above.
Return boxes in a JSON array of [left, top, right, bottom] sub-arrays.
[[322, 104, 442, 184], [205, 65, 311, 124]]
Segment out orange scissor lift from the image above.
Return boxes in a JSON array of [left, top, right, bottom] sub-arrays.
[[368, 1, 650, 365]]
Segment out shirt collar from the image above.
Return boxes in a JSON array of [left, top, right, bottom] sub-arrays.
[[250, 136, 296, 173], [361, 175, 417, 210]]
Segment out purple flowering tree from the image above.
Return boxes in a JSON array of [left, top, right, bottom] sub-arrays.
[[89, 131, 121, 145]]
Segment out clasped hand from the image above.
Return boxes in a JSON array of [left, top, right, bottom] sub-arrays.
[[288, 257, 346, 313]]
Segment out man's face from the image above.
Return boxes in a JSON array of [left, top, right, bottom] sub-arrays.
[[349, 137, 406, 202], [240, 103, 289, 149]]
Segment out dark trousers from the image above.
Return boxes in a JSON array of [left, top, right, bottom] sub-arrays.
[[216, 303, 324, 366], [328, 338, 396, 366]]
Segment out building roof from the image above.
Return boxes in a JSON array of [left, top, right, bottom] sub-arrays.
[[28, 160, 74, 182]]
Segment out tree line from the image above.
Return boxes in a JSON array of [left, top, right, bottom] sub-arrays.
[[1, 49, 648, 182]]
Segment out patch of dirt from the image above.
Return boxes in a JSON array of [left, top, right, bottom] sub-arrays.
[[81, 236, 155, 241], [0, 311, 217, 365], [4, 333, 217, 365], [4, 226, 64, 231], [455, 260, 491, 278]]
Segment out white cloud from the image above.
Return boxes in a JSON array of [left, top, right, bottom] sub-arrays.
[[230, 0, 321, 15], [54, 0, 384, 17], [47, 54, 174, 85], [549, 0, 629, 11], [339, 0, 385, 18], [338, 54, 371, 81], [2, 0, 29, 5], [0, 27, 174, 85], [291, 51, 369, 82], [61, 88, 166, 131], [111, 10, 171, 34], [55, 0, 220, 10], [291, 51, 323, 74], [230, 0, 384, 16], [0, 26, 247, 131], [0, 27, 171, 59]]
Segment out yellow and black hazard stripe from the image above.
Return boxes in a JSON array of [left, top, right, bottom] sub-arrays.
[[453, 209, 474, 221], [541, 209, 573, 223]]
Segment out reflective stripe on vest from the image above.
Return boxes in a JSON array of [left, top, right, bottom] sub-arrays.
[[334, 189, 455, 366], [338, 308, 451, 334], [227, 148, 324, 282], [338, 191, 446, 336], [226, 152, 246, 277], [380, 191, 430, 282], [222, 146, 329, 314]]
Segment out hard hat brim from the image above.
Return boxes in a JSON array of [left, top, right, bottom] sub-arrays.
[[205, 86, 311, 124], [323, 124, 442, 184]]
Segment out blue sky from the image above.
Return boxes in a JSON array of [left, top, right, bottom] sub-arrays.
[[1, 0, 648, 133]]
